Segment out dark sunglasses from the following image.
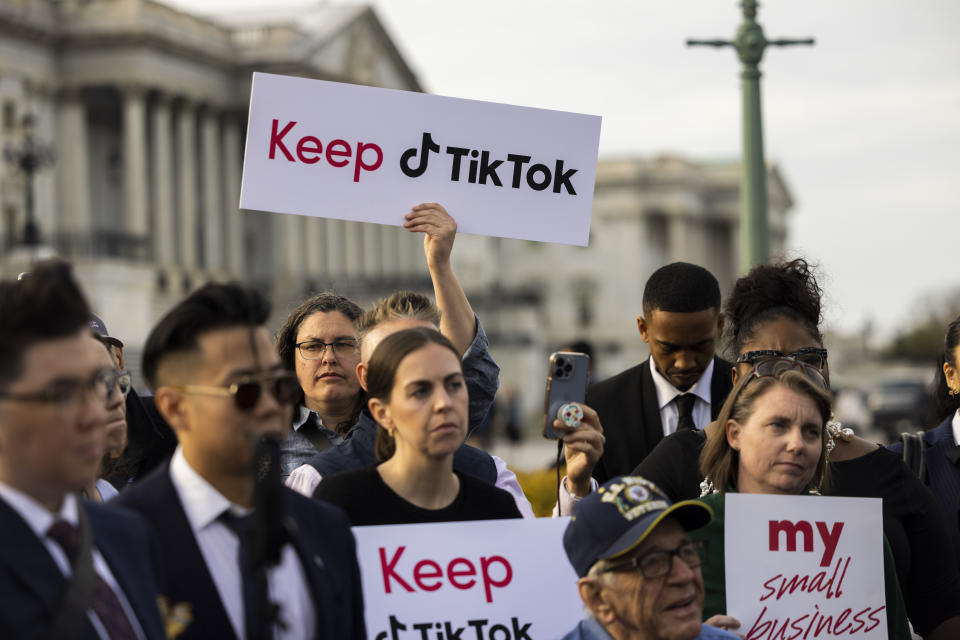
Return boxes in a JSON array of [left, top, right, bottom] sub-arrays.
[[736, 347, 828, 371], [744, 357, 829, 391], [175, 373, 300, 411]]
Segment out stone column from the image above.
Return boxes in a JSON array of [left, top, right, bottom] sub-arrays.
[[55, 88, 91, 248], [343, 220, 363, 279], [325, 219, 345, 278], [201, 107, 222, 271], [176, 99, 198, 269], [362, 222, 380, 278], [151, 94, 175, 265], [274, 215, 300, 275], [221, 113, 244, 277], [121, 86, 149, 244], [380, 225, 399, 280], [304, 217, 324, 279]]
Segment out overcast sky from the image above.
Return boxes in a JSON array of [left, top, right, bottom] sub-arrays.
[[171, 0, 960, 340]]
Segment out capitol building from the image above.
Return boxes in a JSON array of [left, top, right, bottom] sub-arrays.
[[0, 0, 793, 416]]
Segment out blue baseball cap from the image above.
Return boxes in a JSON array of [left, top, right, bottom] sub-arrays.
[[563, 476, 712, 577], [89, 314, 124, 349]]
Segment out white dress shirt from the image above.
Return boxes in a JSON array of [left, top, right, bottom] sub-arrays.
[[649, 357, 715, 437], [952, 409, 960, 446], [0, 482, 146, 640], [169, 448, 314, 640]]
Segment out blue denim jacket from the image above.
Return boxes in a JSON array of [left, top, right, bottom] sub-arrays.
[[279, 405, 345, 478]]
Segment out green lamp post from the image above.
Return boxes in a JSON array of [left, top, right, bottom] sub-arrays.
[[688, 0, 813, 271]]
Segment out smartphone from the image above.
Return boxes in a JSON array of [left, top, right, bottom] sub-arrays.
[[542, 351, 591, 439]]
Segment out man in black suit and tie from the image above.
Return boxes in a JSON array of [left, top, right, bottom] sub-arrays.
[[587, 262, 732, 483], [114, 282, 365, 640], [0, 260, 166, 639]]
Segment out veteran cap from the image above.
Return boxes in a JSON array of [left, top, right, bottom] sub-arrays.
[[562, 476, 712, 577]]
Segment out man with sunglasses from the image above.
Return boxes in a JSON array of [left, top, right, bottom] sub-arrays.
[[113, 283, 365, 639], [562, 476, 738, 640], [0, 260, 166, 639]]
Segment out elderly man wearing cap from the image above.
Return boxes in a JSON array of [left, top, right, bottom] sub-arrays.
[[562, 476, 738, 640]]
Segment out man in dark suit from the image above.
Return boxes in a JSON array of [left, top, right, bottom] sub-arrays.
[[0, 260, 166, 639], [588, 263, 732, 483], [114, 282, 365, 640]]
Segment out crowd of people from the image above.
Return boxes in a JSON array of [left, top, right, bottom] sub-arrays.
[[1, 202, 959, 640]]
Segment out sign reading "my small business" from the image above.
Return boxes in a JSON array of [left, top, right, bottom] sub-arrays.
[[239, 73, 602, 246]]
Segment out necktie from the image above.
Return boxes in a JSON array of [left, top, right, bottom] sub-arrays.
[[220, 511, 270, 640], [675, 394, 697, 431], [46, 519, 138, 640]]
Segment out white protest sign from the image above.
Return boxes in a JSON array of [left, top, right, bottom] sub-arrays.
[[352, 517, 583, 639], [725, 494, 886, 640], [240, 72, 602, 246]]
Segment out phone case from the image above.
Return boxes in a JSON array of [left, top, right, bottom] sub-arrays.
[[542, 351, 592, 439]]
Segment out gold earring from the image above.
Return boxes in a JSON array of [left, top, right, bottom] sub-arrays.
[[950, 388, 959, 397]]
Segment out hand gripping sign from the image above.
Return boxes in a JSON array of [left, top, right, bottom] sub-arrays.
[[351, 518, 583, 639], [724, 494, 887, 640], [240, 72, 602, 246]]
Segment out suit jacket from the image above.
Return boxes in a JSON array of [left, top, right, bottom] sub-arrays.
[[0, 496, 167, 640], [112, 464, 365, 640], [587, 356, 733, 483], [889, 416, 960, 527]]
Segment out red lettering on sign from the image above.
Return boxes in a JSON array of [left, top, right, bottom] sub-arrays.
[[266, 120, 383, 182], [480, 556, 513, 604], [269, 119, 296, 161], [296, 136, 322, 164], [355, 142, 384, 182], [768, 519, 845, 567], [413, 560, 443, 592], [447, 558, 477, 590], [379, 546, 413, 594], [376, 547, 513, 603], [325, 139, 351, 167]]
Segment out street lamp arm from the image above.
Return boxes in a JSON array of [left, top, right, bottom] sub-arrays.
[[686, 39, 735, 48], [767, 38, 815, 47]]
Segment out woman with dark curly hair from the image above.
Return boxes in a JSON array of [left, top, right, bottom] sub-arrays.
[[636, 258, 960, 639]]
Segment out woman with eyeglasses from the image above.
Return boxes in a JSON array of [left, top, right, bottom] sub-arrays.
[[313, 327, 522, 525], [690, 361, 910, 639], [274, 293, 366, 477], [636, 258, 960, 639]]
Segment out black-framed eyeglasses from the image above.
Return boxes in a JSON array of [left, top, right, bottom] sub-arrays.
[[0, 368, 132, 408], [295, 339, 357, 361], [736, 347, 828, 371], [600, 540, 707, 579], [744, 357, 829, 391], [174, 372, 300, 411]]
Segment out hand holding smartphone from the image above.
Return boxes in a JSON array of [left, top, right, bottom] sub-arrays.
[[542, 351, 591, 439]]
